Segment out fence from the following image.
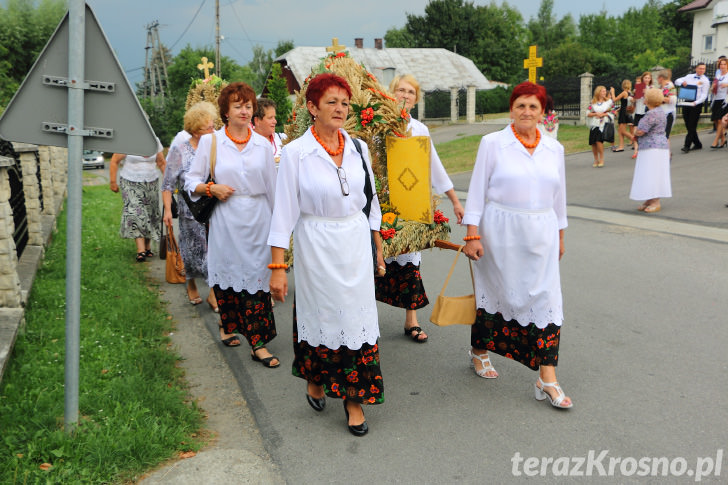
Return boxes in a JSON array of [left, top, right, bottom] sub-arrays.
[[0, 139, 67, 381]]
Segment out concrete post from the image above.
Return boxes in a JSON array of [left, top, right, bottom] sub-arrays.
[[580, 72, 594, 126], [0, 158, 22, 308], [51, 146, 67, 212], [450, 87, 458, 122], [418, 95, 426, 121], [467, 85, 476, 124]]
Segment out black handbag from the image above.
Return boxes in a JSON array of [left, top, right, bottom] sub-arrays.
[[603, 121, 615, 143], [179, 133, 218, 224]]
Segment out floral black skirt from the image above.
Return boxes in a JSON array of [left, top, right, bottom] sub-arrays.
[[214, 286, 276, 349], [374, 262, 429, 309], [291, 300, 384, 405], [471, 308, 561, 370]]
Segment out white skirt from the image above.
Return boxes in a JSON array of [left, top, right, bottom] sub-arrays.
[[293, 212, 380, 350], [207, 194, 272, 293], [474, 202, 563, 329], [629, 148, 672, 201]]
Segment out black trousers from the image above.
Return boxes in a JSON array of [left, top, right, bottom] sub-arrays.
[[682, 103, 704, 149]]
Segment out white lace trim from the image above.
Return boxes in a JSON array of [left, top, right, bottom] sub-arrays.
[[297, 305, 380, 350], [208, 266, 269, 294], [477, 293, 563, 329], [385, 251, 421, 266]]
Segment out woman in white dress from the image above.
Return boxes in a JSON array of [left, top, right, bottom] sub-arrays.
[[629, 88, 671, 213], [268, 73, 385, 436], [373, 74, 464, 343], [462, 82, 572, 409], [185, 82, 279, 366]]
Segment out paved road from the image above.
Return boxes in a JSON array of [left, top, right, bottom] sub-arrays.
[[141, 128, 728, 484]]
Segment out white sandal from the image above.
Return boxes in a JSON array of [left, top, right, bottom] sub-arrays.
[[534, 377, 573, 409], [468, 350, 498, 379]]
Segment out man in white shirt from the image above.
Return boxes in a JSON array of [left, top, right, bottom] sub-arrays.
[[675, 63, 709, 152]]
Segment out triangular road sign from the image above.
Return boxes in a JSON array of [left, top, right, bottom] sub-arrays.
[[0, 3, 157, 156]]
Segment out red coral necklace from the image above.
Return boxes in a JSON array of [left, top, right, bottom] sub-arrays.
[[312, 126, 344, 156], [511, 123, 540, 149], [225, 125, 251, 145]]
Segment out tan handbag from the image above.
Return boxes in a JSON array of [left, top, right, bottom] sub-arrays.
[[165, 228, 186, 284], [429, 245, 476, 326]]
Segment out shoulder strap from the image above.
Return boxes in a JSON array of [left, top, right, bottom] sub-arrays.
[[352, 138, 374, 218], [439, 245, 474, 296], [209, 133, 217, 181]]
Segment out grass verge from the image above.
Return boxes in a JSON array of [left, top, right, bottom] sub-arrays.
[[0, 185, 205, 484], [435, 120, 713, 174]]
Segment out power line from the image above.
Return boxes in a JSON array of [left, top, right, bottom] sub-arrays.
[[168, 0, 208, 51], [227, 0, 254, 50]]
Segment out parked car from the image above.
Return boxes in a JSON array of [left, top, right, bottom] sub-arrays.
[[82, 150, 105, 169]]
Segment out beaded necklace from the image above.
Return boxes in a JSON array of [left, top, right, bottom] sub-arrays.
[[312, 126, 344, 156], [511, 123, 540, 149], [225, 125, 251, 145]]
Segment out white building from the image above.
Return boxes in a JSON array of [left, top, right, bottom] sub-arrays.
[[680, 0, 728, 60]]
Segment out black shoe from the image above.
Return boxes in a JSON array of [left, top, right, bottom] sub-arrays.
[[693, 145, 702, 150], [343, 401, 368, 437], [306, 394, 326, 412], [680, 146, 690, 153]]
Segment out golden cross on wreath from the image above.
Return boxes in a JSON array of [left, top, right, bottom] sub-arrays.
[[523, 45, 543, 83], [326, 38, 346, 54], [197, 57, 214, 79]]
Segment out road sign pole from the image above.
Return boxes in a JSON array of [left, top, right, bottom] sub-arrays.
[[64, 0, 85, 432]]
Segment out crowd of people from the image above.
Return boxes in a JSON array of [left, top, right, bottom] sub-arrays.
[[122, 64, 728, 435], [584, 59, 728, 213]]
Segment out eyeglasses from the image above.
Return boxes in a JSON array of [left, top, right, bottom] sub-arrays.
[[336, 166, 349, 196], [396, 88, 417, 96]]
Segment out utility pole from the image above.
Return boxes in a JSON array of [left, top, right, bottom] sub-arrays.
[[215, 0, 221, 77], [143, 20, 168, 102]]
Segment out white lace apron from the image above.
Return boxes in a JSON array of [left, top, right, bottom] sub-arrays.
[[474, 201, 563, 328], [293, 212, 380, 350]]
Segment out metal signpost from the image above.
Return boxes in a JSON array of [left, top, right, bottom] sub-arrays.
[[0, 0, 157, 431]]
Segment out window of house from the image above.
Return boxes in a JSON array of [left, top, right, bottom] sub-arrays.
[[704, 34, 715, 52]]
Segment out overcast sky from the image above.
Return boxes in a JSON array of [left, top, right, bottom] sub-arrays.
[[75, 0, 643, 85]]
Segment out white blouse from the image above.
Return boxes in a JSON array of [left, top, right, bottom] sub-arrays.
[[267, 129, 381, 249], [184, 128, 277, 293], [587, 100, 614, 130], [462, 126, 567, 230], [118, 137, 163, 183]]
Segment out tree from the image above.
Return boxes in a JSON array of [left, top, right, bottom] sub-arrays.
[[394, 0, 527, 83], [384, 26, 415, 48], [265, 63, 292, 133], [0, 0, 65, 107], [527, 0, 576, 51], [274, 40, 294, 58]]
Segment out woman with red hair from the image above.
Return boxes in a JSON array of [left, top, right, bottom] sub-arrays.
[[462, 82, 572, 409], [268, 73, 386, 436], [184, 82, 279, 364]]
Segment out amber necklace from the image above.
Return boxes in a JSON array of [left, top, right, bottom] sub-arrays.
[[511, 123, 540, 149], [225, 125, 251, 145], [312, 126, 344, 156]]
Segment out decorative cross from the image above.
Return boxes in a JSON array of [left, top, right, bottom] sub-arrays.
[[326, 38, 346, 54], [197, 57, 214, 79], [523, 45, 543, 83]]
